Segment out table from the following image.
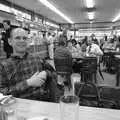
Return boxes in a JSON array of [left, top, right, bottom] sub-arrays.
[[8, 98, 120, 120], [104, 50, 120, 55], [115, 55, 120, 59]]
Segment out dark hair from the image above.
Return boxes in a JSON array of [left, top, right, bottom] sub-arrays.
[[105, 35, 107, 41], [3, 20, 11, 25], [58, 35, 66, 46], [0, 23, 4, 28], [23, 27, 30, 33], [110, 38, 114, 43], [82, 38, 88, 46], [92, 38, 99, 45], [118, 36, 120, 42], [48, 32, 51, 36], [43, 33, 46, 37], [71, 39, 77, 45]]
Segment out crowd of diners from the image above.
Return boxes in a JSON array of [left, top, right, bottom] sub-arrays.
[[0, 21, 120, 103], [66, 34, 120, 58], [54, 33, 120, 87]]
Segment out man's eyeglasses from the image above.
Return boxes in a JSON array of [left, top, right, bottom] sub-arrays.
[[14, 36, 28, 41]]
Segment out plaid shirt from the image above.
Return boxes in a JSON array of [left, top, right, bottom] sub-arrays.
[[0, 53, 51, 98]]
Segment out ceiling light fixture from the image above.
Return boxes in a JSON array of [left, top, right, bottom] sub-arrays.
[[88, 12, 94, 20], [38, 0, 74, 24], [112, 13, 120, 22], [84, 0, 95, 8]]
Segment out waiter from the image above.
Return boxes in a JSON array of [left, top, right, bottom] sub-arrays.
[[2, 20, 13, 58]]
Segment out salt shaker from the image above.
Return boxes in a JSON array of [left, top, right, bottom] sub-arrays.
[[0, 105, 8, 120]]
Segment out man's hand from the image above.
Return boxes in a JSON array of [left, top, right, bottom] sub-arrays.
[[26, 71, 47, 87]]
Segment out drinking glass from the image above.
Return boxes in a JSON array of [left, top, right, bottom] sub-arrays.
[[0, 105, 7, 120], [60, 95, 79, 120]]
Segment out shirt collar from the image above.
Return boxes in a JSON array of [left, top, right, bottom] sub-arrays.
[[11, 52, 28, 60]]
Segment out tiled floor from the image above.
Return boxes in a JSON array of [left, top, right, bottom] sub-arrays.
[[97, 71, 116, 86], [97, 63, 116, 86]]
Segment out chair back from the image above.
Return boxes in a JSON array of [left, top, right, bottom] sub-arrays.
[[81, 57, 97, 73], [54, 57, 72, 87], [75, 83, 118, 109], [77, 82, 100, 107], [54, 57, 72, 73]]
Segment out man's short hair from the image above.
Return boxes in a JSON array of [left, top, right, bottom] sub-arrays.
[[3, 20, 11, 25], [10, 27, 27, 38]]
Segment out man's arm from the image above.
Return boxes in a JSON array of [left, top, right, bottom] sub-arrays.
[[0, 64, 47, 95], [0, 64, 29, 95], [9, 71, 47, 95]]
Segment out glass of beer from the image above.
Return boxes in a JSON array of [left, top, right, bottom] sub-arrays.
[[60, 95, 79, 120]]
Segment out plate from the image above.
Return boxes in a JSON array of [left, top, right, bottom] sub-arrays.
[[0, 93, 5, 100], [115, 55, 120, 58], [1, 96, 16, 106], [28, 116, 54, 120]]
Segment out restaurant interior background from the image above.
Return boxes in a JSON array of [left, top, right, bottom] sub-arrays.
[[0, 0, 120, 109]]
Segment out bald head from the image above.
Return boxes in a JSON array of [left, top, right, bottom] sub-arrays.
[[10, 27, 28, 55], [11, 28, 28, 38]]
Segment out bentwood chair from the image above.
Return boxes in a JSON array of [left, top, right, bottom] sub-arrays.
[[79, 57, 97, 83], [76, 82, 118, 109], [54, 57, 72, 88]]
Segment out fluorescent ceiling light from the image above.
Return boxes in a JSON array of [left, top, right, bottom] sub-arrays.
[[88, 12, 94, 20], [85, 0, 95, 8], [112, 13, 120, 22], [38, 0, 74, 24]]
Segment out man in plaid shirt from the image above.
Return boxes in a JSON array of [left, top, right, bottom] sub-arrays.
[[0, 28, 60, 102]]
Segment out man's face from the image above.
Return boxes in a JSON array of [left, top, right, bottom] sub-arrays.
[[11, 28, 28, 54], [88, 37, 92, 45]]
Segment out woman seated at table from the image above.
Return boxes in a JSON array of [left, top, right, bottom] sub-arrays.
[[81, 37, 88, 57], [86, 36, 103, 57], [67, 40, 79, 57]]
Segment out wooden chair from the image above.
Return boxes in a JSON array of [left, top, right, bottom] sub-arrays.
[[54, 57, 72, 88], [77, 82, 101, 107], [79, 57, 97, 83], [75, 82, 118, 109]]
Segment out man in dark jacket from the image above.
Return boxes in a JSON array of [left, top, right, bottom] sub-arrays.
[[2, 20, 13, 58]]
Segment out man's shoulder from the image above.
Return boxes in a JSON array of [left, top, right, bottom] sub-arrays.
[[28, 54, 43, 63], [0, 58, 15, 70], [0, 58, 14, 65]]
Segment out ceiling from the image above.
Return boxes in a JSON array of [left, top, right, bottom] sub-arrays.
[[6, 0, 120, 24]]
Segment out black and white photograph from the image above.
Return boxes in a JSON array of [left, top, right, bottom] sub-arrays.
[[0, 0, 120, 120]]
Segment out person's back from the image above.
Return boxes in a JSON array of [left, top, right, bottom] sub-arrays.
[[55, 46, 72, 58], [54, 36, 72, 87], [54, 36, 72, 64]]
